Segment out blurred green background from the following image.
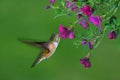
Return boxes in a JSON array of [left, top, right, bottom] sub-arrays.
[[0, 0, 120, 80]]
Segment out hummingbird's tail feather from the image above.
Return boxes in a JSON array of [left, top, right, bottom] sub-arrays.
[[31, 56, 46, 68]]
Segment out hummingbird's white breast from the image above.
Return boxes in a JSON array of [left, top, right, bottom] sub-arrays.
[[45, 42, 59, 58], [53, 42, 59, 48]]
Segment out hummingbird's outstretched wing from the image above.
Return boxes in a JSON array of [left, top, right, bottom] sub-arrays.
[[31, 48, 50, 68], [19, 39, 50, 68], [19, 39, 49, 49]]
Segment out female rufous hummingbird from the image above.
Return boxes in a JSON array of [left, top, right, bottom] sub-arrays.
[[21, 33, 60, 68]]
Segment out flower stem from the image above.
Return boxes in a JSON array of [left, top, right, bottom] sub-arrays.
[[70, 20, 78, 27], [94, 27, 107, 48]]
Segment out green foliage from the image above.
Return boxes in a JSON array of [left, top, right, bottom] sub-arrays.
[[60, 0, 66, 7]]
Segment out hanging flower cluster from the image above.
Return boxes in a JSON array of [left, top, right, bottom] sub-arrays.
[[46, 0, 120, 68]]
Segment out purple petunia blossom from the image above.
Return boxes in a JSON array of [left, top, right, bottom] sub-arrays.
[[66, 0, 75, 8], [81, 4, 94, 17], [90, 15, 102, 32], [72, 5, 77, 11], [46, 6, 51, 10], [59, 24, 75, 39], [50, 0, 55, 4], [88, 42, 93, 50], [81, 39, 87, 45], [109, 31, 117, 39], [82, 40, 93, 50], [78, 8, 82, 13], [68, 30, 76, 39], [80, 57, 91, 68], [79, 19, 89, 28], [78, 14, 82, 19]]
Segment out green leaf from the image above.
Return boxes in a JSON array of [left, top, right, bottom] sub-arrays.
[[109, 16, 117, 24], [116, 29, 119, 34], [54, 14, 66, 19], [105, 23, 112, 29], [60, 0, 66, 7], [54, 8, 62, 14]]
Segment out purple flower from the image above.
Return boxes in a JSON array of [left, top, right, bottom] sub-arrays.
[[66, 0, 74, 8], [50, 0, 55, 4], [88, 42, 93, 50], [46, 6, 51, 10], [79, 19, 89, 28], [72, 5, 77, 11], [109, 31, 117, 39], [78, 14, 82, 19], [68, 30, 76, 39], [81, 40, 87, 45], [78, 8, 82, 13], [80, 57, 91, 68], [66, 2, 74, 8], [90, 15, 102, 32], [81, 4, 94, 17], [59, 24, 75, 39], [82, 40, 93, 50]]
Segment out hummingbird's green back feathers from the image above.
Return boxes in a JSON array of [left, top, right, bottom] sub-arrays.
[[50, 33, 60, 43]]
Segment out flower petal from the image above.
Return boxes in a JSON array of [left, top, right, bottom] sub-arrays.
[[82, 40, 87, 45], [79, 19, 89, 28], [59, 24, 68, 33], [81, 5, 94, 17], [59, 25, 75, 39], [88, 42, 93, 50], [109, 31, 117, 39], [78, 14, 82, 19], [80, 57, 91, 68], [46, 6, 51, 10], [72, 5, 77, 11], [50, 0, 55, 4], [90, 15, 102, 31], [68, 30, 76, 39]]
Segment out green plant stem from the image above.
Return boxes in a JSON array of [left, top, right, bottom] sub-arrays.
[[70, 20, 79, 27]]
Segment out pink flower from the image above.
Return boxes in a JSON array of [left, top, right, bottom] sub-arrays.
[[50, 0, 55, 4], [81, 4, 94, 17], [109, 31, 117, 39], [72, 5, 77, 11], [82, 40, 93, 50], [88, 42, 93, 50], [59, 24, 75, 39], [90, 15, 102, 32], [66, 0, 74, 8], [78, 14, 82, 19], [79, 19, 89, 28], [46, 6, 51, 10], [81, 39, 87, 45], [80, 57, 91, 68]]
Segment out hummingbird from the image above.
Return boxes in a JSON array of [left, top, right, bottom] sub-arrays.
[[20, 33, 60, 68]]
